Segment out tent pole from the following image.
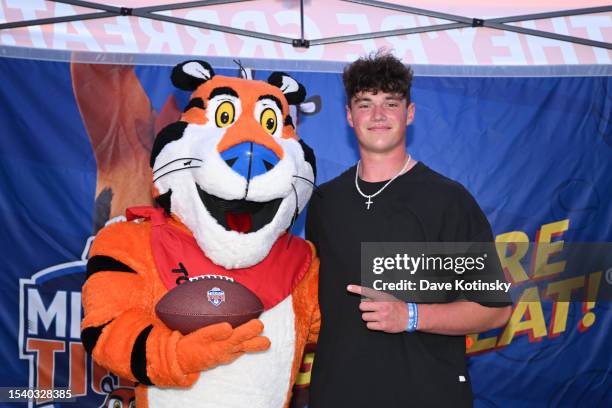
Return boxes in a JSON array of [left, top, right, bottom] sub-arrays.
[[484, 22, 612, 50], [138, 0, 257, 13], [300, 0, 305, 42], [48, 0, 122, 13], [337, 0, 612, 50], [310, 23, 468, 46], [489, 5, 612, 24], [341, 0, 473, 24], [133, 11, 295, 45], [0, 12, 114, 30]]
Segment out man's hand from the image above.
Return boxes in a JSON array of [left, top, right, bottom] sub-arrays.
[[347, 284, 512, 335], [347, 285, 408, 333]]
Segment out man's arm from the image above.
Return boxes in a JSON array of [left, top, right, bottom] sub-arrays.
[[416, 301, 511, 335], [349, 285, 511, 335]]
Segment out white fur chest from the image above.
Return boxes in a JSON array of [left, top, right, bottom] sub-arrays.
[[148, 296, 296, 408]]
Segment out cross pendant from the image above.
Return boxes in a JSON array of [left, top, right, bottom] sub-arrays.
[[365, 196, 373, 210]]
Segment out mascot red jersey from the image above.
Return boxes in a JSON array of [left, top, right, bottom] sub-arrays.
[[81, 60, 320, 408]]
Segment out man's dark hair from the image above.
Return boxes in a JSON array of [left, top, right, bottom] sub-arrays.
[[342, 50, 413, 104]]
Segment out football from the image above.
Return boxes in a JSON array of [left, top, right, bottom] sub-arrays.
[[155, 275, 264, 335]]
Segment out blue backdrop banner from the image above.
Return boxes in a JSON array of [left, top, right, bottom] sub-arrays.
[[0, 55, 610, 407]]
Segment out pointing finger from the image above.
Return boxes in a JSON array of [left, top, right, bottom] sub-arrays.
[[348, 285, 398, 302]]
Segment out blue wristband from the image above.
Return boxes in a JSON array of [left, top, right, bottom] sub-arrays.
[[406, 302, 419, 332]]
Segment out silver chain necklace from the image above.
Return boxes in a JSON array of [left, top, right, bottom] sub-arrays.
[[354, 155, 411, 210]]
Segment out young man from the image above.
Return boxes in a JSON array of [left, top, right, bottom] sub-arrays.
[[306, 51, 512, 407]]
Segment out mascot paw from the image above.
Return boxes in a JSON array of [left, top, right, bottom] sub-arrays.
[[176, 319, 270, 374]]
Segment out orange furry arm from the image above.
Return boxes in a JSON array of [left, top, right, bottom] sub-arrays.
[[81, 223, 198, 387], [81, 223, 270, 388]]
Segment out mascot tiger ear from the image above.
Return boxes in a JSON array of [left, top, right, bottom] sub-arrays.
[[171, 60, 215, 91], [267, 72, 306, 105]]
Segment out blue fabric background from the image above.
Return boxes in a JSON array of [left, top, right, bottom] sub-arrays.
[[0, 56, 610, 407]]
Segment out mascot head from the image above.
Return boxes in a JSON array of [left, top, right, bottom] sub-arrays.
[[150, 60, 316, 269]]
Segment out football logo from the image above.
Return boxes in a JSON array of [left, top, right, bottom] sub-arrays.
[[207, 287, 225, 307]]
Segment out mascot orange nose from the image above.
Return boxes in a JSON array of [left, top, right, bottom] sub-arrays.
[[220, 142, 280, 180]]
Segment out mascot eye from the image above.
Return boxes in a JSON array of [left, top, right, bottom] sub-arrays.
[[260, 108, 277, 134], [215, 101, 235, 127]]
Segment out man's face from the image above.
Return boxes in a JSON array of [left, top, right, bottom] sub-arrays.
[[347, 91, 415, 154]]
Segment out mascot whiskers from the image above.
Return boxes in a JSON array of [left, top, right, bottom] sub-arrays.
[[81, 60, 320, 408]]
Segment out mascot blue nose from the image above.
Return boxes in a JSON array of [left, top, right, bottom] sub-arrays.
[[220, 142, 280, 180]]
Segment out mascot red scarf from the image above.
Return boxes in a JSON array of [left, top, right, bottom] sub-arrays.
[[81, 60, 320, 408]]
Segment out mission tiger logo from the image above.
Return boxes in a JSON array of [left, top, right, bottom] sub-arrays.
[[18, 230, 134, 407]]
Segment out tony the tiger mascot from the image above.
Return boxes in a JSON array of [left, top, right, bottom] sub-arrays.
[[81, 60, 320, 407]]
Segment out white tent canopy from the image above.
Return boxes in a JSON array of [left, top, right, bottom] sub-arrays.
[[1, 0, 611, 67]]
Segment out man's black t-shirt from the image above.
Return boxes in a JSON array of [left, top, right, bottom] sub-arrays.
[[306, 162, 509, 408]]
